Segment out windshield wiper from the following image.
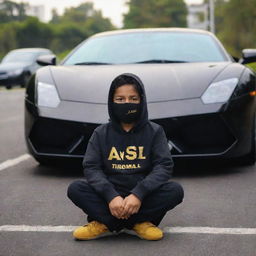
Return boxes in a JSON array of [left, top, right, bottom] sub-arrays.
[[134, 59, 189, 64], [75, 62, 111, 65]]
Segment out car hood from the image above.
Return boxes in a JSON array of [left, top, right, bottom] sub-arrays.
[[0, 62, 29, 71], [50, 62, 234, 103]]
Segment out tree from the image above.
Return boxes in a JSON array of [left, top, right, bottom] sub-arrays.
[[123, 0, 187, 28], [50, 8, 60, 24], [60, 2, 95, 24], [50, 23, 85, 53], [0, 23, 17, 57], [14, 2, 28, 20], [215, 0, 256, 57], [0, 2, 115, 59], [16, 17, 53, 48], [49, 2, 115, 54], [50, 2, 114, 29], [212, 0, 227, 33], [0, 0, 28, 23]]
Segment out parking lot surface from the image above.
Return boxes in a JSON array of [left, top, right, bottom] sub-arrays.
[[0, 89, 256, 256]]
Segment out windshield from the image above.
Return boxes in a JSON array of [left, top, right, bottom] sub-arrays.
[[2, 51, 37, 63], [63, 32, 228, 65]]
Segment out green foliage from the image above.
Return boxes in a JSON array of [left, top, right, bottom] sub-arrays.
[[0, 2, 115, 58], [215, 0, 256, 57], [247, 63, 256, 72], [0, 0, 28, 23], [48, 4, 115, 54], [16, 17, 53, 48], [53, 3, 95, 24], [50, 23, 86, 53], [50, 8, 60, 24], [0, 22, 17, 55], [1, 0, 255, 63], [56, 49, 71, 63], [123, 0, 187, 28]]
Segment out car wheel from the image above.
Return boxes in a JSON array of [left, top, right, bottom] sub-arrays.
[[21, 73, 31, 88], [240, 116, 256, 165], [5, 85, 12, 90]]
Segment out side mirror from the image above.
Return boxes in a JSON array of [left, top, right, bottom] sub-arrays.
[[36, 54, 57, 66], [240, 49, 256, 64]]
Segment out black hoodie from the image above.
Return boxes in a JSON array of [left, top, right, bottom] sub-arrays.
[[83, 73, 173, 203]]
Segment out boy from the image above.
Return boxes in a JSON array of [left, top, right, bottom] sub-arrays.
[[67, 73, 184, 240]]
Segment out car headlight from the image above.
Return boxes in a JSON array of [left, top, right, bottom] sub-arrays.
[[201, 78, 239, 104], [8, 68, 23, 76], [37, 82, 60, 108]]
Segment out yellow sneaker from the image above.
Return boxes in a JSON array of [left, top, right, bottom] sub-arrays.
[[127, 222, 163, 240], [73, 221, 111, 240]]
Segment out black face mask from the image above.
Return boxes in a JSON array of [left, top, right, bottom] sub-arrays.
[[112, 103, 142, 124]]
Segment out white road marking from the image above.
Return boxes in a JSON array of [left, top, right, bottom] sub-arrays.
[[164, 226, 256, 235], [0, 225, 76, 232], [0, 154, 32, 171], [1, 225, 256, 235]]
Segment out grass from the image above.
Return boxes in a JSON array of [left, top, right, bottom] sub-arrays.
[[56, 50, 71, 63], [247, 62, 256, 72]]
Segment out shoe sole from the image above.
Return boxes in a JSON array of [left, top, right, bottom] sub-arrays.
[[74, 231, 119, 241], [122, 229, 163, 241]]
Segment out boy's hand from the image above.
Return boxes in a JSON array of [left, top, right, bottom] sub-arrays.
[[122, 194, 141, 219], [109, 196, 125, 219]]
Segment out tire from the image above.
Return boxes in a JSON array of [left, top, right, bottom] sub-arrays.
[[5, 85, 12, 89], [239, 117, 256, 165], [21, 73, 31, 88]]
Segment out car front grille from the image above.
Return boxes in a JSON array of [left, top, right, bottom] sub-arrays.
[[29, 117, 99, 156], [153, 113, 236, 156], [29, 114, 236, 158]]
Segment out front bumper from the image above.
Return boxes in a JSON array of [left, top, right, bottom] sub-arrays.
[[27, 117, 98, 158], [154, 114, 237, 157], [0, 73, 23, 86], [25, 94, 255, 160]]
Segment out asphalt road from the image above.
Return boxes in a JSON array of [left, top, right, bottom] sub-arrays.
[[0, 88, 256, 256]]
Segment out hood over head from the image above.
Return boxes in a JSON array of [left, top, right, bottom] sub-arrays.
[[108, 73, 148, 132]]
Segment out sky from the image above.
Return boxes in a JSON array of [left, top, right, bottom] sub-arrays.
[[17, 0, 204, 27]]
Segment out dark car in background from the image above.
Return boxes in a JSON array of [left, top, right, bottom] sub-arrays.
[[0, 48, 53, 89], [24, 28, 256, 166]]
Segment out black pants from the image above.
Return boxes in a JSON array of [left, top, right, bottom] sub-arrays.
[[67, 180, 184, 232]]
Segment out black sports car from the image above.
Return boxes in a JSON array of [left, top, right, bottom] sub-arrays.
[[0, 48, 53, 89], [25, 28, 256, 166]]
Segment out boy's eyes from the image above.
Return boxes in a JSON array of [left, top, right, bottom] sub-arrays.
[[115, 97, 123, 101], [114, 97, 140, 102]]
